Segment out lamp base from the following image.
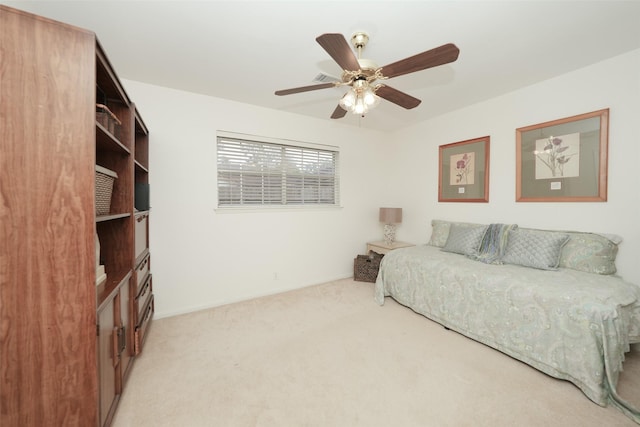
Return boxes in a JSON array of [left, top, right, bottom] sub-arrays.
[[383, 223, 397, 246]]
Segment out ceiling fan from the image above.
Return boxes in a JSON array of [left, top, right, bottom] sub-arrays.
[[275, 32, 460, 119]]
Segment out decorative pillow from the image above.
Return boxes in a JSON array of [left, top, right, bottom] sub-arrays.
[[502, 230, 570, 270], [428, 220, 484, 247], [431, 221, 620, 274], [441, 224, 488, 256], [557, 232, 620, 275], [471, 223, 518, 264]]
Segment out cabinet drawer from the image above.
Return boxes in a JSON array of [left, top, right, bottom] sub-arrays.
[[135, 274, 152, 321], [135, 253, 150, 291], [134, 294, 154, 355], [134, 212, 148, 260]]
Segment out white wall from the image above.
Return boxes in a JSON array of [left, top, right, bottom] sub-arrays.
[[390, 49, 640, 285], [123, 81, 391, 318], [124, 48, 640, 319]]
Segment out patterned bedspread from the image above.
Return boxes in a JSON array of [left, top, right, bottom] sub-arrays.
[[375, 245, 640, 419]]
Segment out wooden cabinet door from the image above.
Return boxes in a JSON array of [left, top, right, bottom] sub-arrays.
[[98, 297, 119, 427]]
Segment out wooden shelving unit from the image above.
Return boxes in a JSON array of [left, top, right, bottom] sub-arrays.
[[0, 5, 153, 426], [133, 110, 154, 356]]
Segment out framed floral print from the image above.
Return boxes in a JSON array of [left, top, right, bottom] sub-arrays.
[[516, 109, 609, 202], [438, 136, 490, 202]]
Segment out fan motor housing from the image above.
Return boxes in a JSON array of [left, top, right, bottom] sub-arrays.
[[351, 32, 369, 48], [341, 58, 379, 83]]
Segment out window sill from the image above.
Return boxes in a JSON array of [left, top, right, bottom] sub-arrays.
[[214, 205, 344, 214]]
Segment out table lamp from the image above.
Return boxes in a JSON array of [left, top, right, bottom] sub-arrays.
[[379, 207, 402, 245]]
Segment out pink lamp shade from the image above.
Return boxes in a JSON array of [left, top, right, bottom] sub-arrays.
[[379, 207, 402, 224]]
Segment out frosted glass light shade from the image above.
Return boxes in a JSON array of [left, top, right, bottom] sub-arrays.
[[339, 90, 356, 109], [340, 80, 380, 116], [363, 88, 380, 107]]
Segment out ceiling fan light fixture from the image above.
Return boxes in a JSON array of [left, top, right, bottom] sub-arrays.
[[362, 87, 380, 108], [275, 33, 460, 120], [353, 97, 368, 115], [339, 89, 357, 109], [340, 79, 380, 116]]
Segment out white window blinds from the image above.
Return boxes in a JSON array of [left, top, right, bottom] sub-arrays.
[[217, 134, 339, 207]]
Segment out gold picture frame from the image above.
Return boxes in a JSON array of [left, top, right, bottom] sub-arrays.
[[438, 136, 490, 202], [516, 109, 609, 202]]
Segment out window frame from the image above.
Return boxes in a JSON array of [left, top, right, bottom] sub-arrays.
[[216, 131, 341, 211]]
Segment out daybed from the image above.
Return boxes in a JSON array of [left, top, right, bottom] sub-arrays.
[[375, 220, 640, 422]]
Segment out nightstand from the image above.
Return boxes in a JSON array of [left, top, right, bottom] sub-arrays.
[[366, 241, 415, 255]]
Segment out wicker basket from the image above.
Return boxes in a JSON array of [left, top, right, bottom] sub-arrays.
[[95, 165, 118, 216], [96, 103, 122, 140], [353, 251, 384, 282]]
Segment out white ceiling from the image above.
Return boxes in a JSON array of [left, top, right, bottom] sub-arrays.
[[5, 1, 640, 132]]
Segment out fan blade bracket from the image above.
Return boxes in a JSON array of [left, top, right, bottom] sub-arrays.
[[369, 68, 387, 83]]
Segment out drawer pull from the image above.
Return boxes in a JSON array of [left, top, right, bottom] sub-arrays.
[[142, 303, 152, 323], [137, 256, 148, 271], [137, 274, 151, 299], [138, 280, 149, 300]]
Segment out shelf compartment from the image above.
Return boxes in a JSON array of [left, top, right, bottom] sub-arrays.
[[96, 137, 132, 217], [96, 123, 130, 154], [96, 213, 131, 223], [134, 160, 149, 174], [134, 108, 149, 170], [96, 41, 130, 109], [97, 216, 133, 299], [96, 103, 122, 141]]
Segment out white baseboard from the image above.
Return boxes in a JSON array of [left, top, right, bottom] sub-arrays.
[[154, 274, 352, 319]]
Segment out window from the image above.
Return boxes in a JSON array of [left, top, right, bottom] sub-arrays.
[[217, 132, 340, 208]]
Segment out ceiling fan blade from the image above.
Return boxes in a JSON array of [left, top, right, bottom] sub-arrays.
[[376, 85, 421, 109], [330, 105, 347, 119], [275, 82, 335, 96], [316, 33, 361, 71], [380, 43, 460, 79]]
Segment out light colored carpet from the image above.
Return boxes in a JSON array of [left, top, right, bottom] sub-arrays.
[[113, 278, 640, 427]]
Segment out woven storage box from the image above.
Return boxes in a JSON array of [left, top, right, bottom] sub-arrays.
[[96, 103, 122, 140], [353, 252, 384, 282], [95, 165, 118, 216]]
